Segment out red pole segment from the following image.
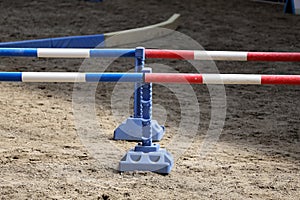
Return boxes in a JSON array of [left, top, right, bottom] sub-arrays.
[[145, 49, 194, 59], [145, 73, 203, 84], [247, 52, 300, 62], [261, 75, 300, 85]]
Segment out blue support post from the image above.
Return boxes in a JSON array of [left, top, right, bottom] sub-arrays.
[[133, 47, 144, 118], [119, 68, 174, 174], [114, 47, 165, 141], [134, 68, 157, 152]]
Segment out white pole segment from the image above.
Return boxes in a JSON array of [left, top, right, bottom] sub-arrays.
[[37, 48, 90, 58], [22, 72, 86, 82], [203, 74, 261, 84], [194, 51, 248, 61]]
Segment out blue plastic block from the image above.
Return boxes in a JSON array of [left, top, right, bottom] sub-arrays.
[[113, 117, 165, 141], [119, 146, 174, 174]]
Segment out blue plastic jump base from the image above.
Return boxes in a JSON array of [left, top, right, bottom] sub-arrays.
[[117, 49, 173, 174], [119, 144, 173, 174]]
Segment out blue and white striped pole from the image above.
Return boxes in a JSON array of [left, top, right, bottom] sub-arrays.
[[0, 48, 135, 58], [0, 72, 143, 82]]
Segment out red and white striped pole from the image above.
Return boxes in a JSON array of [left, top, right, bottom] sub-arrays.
[[145, 49, 300, 62], [144, 74, 300, 85]]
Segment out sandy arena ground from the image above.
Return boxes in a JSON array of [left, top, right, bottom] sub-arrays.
[[0, 0, 299, 199]]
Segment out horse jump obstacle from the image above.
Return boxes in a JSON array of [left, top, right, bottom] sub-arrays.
[[1, 47, 300, 174], [0, 72, 299, 85], [1, 48, 300, 61]]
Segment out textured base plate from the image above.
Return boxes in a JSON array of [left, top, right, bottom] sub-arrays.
[[119, 147, 173, 174]]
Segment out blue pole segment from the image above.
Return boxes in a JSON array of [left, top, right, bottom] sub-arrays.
[[90, 49, 135, 57], [0, 72, 22, 81], [0, 48, 37, 57], [85, 73, 143, 82], [133, 47, 145, 118]]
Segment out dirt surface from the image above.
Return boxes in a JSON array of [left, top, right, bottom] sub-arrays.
[[0, 0, 300, 199]]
